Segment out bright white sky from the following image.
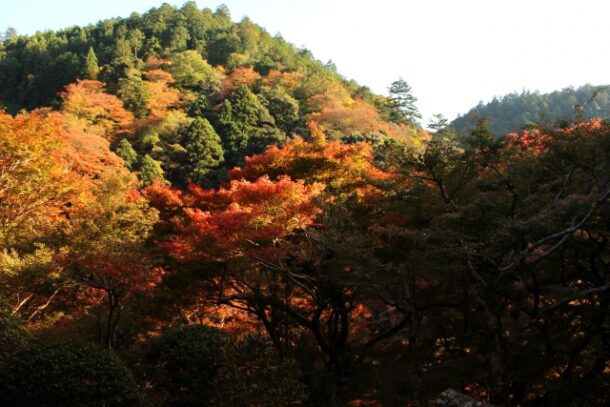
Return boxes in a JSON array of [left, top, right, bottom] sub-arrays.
[[1, 0, 609, 123]]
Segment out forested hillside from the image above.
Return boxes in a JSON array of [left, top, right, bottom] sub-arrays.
[[1, 3, 610, 407], [451, 84, 610, 135]]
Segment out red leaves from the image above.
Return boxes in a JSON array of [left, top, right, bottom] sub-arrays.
[[147, 175, 324, 262], [229, 122, 393, 203], [64, 253, 165, 298], [506, 129, 552, 152], [506, 119, 607, 152]]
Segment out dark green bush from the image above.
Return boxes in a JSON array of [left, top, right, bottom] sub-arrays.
[[0, 341, 141, 406], [215, 334, 306, 407], [145, 324, 235, 406]]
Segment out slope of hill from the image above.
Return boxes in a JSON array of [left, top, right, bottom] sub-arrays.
[[451, 84, 610, 135], [0, 2, 422, 187]]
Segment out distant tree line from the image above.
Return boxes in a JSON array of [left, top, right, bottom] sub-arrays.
[[452, 84, 610, 135]]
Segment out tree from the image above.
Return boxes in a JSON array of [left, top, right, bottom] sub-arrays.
[[127, 28, 145, 59], [427, 113, 449, 132], [139, 154, 166, 187], [214, 335, 306, 407], [187, 94, 212, 118], [145, 325, 235, 405], [169, 50, 219, 91], [112, 36, 134, 68], [229, 84, 283, 155], [0, 110, 77, 246], [117, 70, 150, 119], [168, 23, 190, 52], [60, 172, 162, 349], [387, 78, 421, 126], [82, 47, 100, 79], [258, 86, 300, 133], [0, 300, 31, 362], [143, 68, 181, 119], [182, 118, 224, 183], [115, 138, 138, 170], [215, 99, 247, 166], [60, 80, 134, 139], [0, 342, 141, 406]]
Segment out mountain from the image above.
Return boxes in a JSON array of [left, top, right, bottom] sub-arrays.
[[451, 84, 610, 135], [0, 2, 422, 187]]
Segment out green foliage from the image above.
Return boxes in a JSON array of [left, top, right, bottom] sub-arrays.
[[117, 69, 150, 119], [145, 325, 235, 405], [215, 335, 306, 407], [128, 29, 145, 59], [82, 47, 100, 79], [139, 154, 165, 187], [259, 85, 300, 133], [182, 117, 224, 183], [145, 327, 305, 407], [427, 113, 449, 132], [387, 78, 421, 126], [187, 93, 212, 118], [113, 37, 134, 68], [169, 50, 218, 91], [0, 341, 141, 406], [115, 138, 139, 169], [451, 84, 610, 135], [206, 29, 241, 67], [135, 110, 194, 184], [231, 84, 271, 127], [215, 99, 248, 165], [228, 84, 284, 155]]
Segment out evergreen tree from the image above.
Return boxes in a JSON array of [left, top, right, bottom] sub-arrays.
[[139, 154, 165, 187], [231, 84, 274, 128], [387, 78, 421, 126], [428, 113, 449, 132], [215, 99, 248, 166], [113, 37, 133, 67], [187, 94, 212, 118], [115, 138, 138, 169], [82, 47, 100, 80], [117, 69, 150, 119], [258, 86, 300, 133], [228, 85, 284, 156], [127, 29, 145, 59], [182, 118, 224, 183]]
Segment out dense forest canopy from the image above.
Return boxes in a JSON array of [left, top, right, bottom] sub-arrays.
[[451, 83, 610, 135], [1, 2, 610, 407]]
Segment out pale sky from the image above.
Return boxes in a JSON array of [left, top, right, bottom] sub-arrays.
[[1, 0, 609, 124]]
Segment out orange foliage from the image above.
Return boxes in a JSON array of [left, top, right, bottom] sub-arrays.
[[143, 56, 165, 71], [143, 69, 181, 120], [309, 96, 392, 135], [223, 67, 261, 93], [145, 175, 324, 261], [260, 69, 303, 92], [60, 80, 134, 139], [0, 110, 79, 234], [230, 122, 393, 201], [31, 108, 126, 186]]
